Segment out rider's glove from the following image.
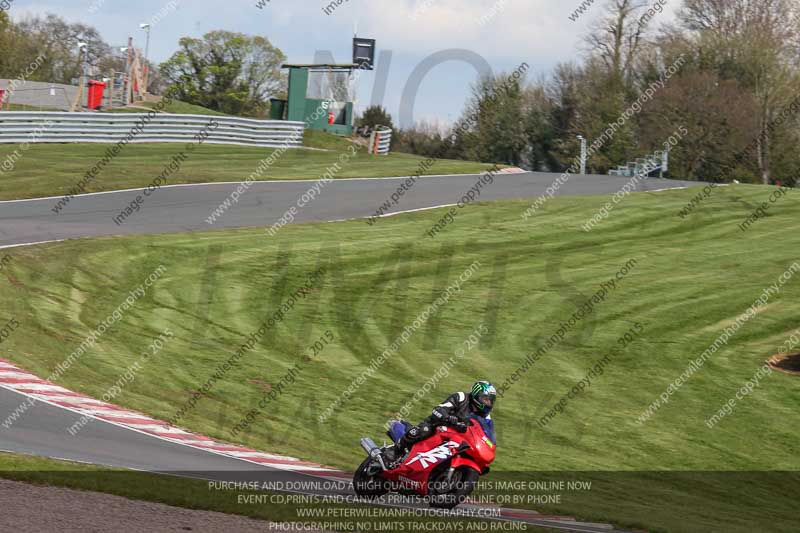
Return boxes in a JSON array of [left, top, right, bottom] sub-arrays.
[[446, 415, 461, 427]]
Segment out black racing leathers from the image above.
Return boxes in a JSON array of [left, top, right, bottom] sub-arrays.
[[397, 392, 472, 452]]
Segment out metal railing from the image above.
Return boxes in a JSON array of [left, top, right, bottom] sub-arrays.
[[0, 111, 305, 148], [609, 149, 669, 178], [368, 126, 392, 155]]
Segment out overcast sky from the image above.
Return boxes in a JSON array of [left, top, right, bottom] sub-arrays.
[[9, 0, 679, 126]]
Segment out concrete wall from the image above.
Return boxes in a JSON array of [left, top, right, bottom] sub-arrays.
[[0, 80, 79, 111]]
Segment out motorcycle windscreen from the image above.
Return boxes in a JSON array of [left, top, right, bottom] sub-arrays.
[[470, 414, 496, 444]]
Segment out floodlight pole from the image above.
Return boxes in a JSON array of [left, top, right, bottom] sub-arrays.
[[123, 38, 134, 105], [70, 43, 89, 112], [140, 23, 151, 94], [577, 135, 587, 175]]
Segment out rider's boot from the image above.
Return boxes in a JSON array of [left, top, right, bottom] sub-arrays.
[[384, 424, 422, 465], [383, 444, 403, 464]]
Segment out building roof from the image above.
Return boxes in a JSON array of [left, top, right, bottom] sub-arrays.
[[281, 63, 359, 71]]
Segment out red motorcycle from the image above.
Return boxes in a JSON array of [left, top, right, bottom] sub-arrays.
[[353, 415, 496, 509]]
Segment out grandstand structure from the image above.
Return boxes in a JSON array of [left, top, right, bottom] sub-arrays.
[[609, 149, 669, 178]]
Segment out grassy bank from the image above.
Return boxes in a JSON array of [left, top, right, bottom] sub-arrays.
[[108, 100, 230, 116], [0, 185, 798, 531], [0, 137, 492, 200]]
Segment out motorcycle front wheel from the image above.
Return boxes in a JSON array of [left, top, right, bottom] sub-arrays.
[[428, 466, 479, 509]]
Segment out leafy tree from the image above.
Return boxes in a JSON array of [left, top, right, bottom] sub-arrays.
[[391, 0, 799, 183], [0, 11, 13, 76], [640, 70, 758, 181], [456, 72, 529, 166], [393, 121, 449, 158], [677, 0, 799, 183], [521, 82, 558, 171], [160, 31, 285, 117], [357, 105, 394, 130], [13, 14, 111, 84], [546, 63, 584, 170]]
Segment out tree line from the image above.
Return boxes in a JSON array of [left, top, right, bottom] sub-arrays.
[[379, 0, 800, 184], [0, 11, 285, 117], [2, 1, 798, 183]]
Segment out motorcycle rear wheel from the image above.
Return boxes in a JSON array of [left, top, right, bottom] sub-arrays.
[[353, 457, 390, 499]]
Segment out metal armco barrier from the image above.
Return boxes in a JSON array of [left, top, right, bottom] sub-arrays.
[[0, 112, 305, 148], [369, 126, 392, 155]]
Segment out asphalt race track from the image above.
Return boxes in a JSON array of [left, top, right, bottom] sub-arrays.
[[0, 386, 281, 475], [0, 172, 703, 248], [0, 171, 692, 532], [0, 386, 629, 533]]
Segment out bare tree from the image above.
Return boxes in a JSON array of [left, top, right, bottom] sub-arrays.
[[584, 0, 650, 87], [679, 0, 799, 184], [15, 14, 112, 84]]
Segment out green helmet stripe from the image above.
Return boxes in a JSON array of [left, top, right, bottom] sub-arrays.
[[472, 381, 490, 396]]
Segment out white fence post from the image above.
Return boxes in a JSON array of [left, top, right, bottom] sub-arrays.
[[373, 126, 392, 155], [577, 135, 587, 175]]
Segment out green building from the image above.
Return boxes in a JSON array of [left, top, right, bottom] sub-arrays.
[[270, 63, 357, 136]]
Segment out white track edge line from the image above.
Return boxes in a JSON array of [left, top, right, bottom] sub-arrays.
[[0, 239, 66, 251], [0, 172, 510, 204], [0, 388, 615, 530], [0, 382, 337, 474]]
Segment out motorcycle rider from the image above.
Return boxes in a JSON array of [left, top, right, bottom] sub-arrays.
[[387, 381, 497, 462]]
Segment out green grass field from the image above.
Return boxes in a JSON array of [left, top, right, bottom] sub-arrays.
[[107, 100, 230, 116], [6, 103, 50, 111], [1, 184, 798, 531], [0, 139, 491, 200], [6, 99, 229, 115]]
